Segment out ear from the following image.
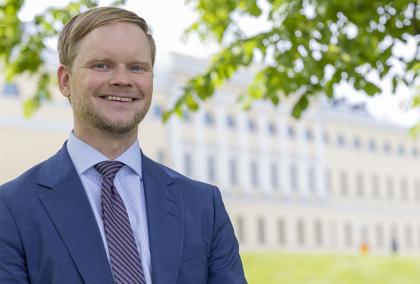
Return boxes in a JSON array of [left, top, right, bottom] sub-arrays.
[[57, 64, 71, 98]]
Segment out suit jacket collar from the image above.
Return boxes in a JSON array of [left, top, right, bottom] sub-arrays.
[[141, 154, 184, 283], [36, 143, 114, 284], [36, 143, 184, 284]]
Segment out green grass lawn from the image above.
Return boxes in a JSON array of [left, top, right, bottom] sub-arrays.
[[241, 252, 420, 284]]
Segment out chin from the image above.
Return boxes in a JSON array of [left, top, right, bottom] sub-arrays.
[[85, 109, 147, 134], [95, 117, 142, 134]]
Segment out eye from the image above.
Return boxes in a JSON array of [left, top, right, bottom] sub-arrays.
[[130, 64, 147, 73], [92, 63, 111, 70]]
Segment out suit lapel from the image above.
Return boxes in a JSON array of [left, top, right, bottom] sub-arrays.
[[142, 154, 184, 283], [37, 145, 114, 284]]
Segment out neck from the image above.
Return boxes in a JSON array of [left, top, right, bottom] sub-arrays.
[[73, 127, 138, 160]]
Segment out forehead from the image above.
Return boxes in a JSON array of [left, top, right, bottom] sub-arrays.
[[74, 22, 152, 63]]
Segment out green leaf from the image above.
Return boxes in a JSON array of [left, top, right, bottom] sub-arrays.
[[411, 94, 420, 108], [409, 122, 420, 139], [392, 76, 399, 94], [364, 82, 381, 96], [292, 95, 309, 119], [23, 97, 40, 118], [239, 0, 262, 17]]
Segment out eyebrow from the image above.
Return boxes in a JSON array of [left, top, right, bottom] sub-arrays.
[[83, 58, 152, 67]]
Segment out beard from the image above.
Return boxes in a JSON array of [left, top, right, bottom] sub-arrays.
[[74, 97, 152, 134]]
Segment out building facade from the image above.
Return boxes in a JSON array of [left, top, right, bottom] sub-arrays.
[[1, 53, 420, 255]]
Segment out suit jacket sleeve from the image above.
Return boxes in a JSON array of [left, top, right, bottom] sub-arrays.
[[0, 196, 29, 284], [208, 187, 247, 284]]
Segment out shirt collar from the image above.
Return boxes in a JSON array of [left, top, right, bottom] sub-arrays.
[[67, 131, 142, 178]]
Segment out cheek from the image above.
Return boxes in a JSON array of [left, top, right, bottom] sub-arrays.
[[72, 82, 101, 101], [84, 76, 105, 90], [139, 76, 153, 94]]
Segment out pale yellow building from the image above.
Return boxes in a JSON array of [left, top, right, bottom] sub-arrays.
[[1, 53, 419, 255]]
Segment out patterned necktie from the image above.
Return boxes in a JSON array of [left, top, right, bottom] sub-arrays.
[[95, 161, 146, 284]]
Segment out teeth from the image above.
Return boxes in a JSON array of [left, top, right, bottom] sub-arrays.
[[104, 96, 133, 102]]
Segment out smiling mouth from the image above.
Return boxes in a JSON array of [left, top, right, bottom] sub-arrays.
[[101, 95, 136, 102]]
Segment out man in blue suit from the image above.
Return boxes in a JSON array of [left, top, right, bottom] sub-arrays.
[[0, 7, 246, 284]]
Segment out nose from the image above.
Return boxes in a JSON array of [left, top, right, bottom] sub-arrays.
[[108, 66, 132, 88]]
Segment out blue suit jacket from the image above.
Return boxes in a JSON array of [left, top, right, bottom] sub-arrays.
[[0, 144, 246, 284]]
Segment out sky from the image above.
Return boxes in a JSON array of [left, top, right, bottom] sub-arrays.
[[18, 0, 419, 127]]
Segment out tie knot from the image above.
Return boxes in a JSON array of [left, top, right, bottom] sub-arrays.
[[95, 161, 124, 180]]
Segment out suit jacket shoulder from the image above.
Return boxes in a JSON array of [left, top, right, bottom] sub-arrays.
[[0, 144, 115, 284], [141, 154, 247, 284]]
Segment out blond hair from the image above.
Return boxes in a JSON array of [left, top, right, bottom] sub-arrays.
[[58, 7, 156, 67]]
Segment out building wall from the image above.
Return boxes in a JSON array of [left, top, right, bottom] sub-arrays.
[[1, 53, 419, 255]]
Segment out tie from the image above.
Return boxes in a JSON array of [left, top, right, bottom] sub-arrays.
[[95, 161, 146, 284]]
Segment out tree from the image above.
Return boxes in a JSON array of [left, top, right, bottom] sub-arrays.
[[0, 0, 125, 117], [0, 0, 418, 120], [166, 0, 419, 120]]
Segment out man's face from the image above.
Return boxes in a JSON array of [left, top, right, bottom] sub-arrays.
[[58, 22, 153, 136]]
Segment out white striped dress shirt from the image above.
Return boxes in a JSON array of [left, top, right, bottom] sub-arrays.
[[66, 132, 152, 284]]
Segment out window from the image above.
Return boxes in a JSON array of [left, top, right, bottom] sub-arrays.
[[360, 226, 368, 244], [314, 220, 323, 246], [398, 144, 406, 156], [296, 219, 305, 245], [287, 126, 295, 138], [375, 224, 384, 248], [278, 219, 286, 245], [353, 137, 361, 149], [325, 169, 331, 194], [344, 223, 353, 247], [182, 110, 191, 122], [400, 178, 408, 201], [2, 83, 20, 97], [368, 139, 377, 151], [390, 225, 398, 246], [305, 128, 313, 142], [226, 115, 236, 129], [386, 176, 394, 200], [371, 175, 380, 199], [257, 218, 266, 244], [337, 134, 346, 146], [204, 111, 215, 125], [290, 165, 298, 191], [248, 119, 257, 132], [207, 156, 216, 182], [383, 141, 391, 154], [405, 226, 413, 248], [308, 167, 316, 192], [268, 122, 277, 135], [356, 173, 365, 198], [251, 161, 259, 187], [184, 153, 192, 176], [415, 180, 420, 202], [340, 171, 349, 196], [412, 147, 418, 158], [229, 158, 238, 185], [323, 131, 329, 144], [270, 163, 279, 189]]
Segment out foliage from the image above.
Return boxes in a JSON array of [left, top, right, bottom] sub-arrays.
[[241, 252, 420, 284], [164, 0, 419, 120], [0, 0, 418, 120], [0, 0, 125, 117]]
